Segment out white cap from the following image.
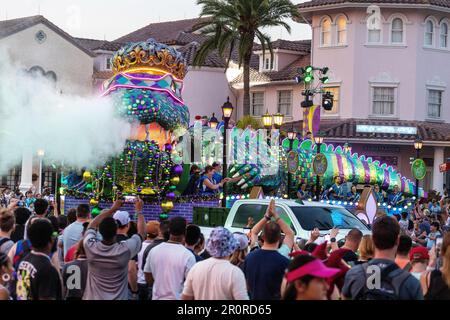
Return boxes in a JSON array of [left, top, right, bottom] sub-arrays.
[[113, 210, 130, 227]]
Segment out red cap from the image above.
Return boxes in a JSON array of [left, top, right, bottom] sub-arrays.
[[409, 246, 429, 261]]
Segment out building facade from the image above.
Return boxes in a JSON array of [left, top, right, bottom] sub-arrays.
[[291, 0, 450, 193]]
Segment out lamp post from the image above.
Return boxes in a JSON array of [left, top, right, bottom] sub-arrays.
[[273, 113, 284, 130], [221, 97, 234, 207], [37, 149, 45, 195], [262, 110, 273, 163], [314, 132, 325, 201], [343, 143, 352, 154], [414, 137, 423, 200], [209, 113, 218, 129], [287, 127, 296, 199]]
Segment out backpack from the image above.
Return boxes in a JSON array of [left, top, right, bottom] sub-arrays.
[[356, 262, 411, 300], [13, 239, 32, 270]]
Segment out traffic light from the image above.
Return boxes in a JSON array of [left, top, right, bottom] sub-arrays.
[[322, 91, 334, 111]]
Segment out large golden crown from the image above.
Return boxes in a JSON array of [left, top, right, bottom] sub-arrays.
[[112, 38, 188, 79]]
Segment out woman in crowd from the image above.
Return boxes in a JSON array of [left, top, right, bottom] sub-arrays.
[[282, 255, 339, 300], [421, 233, 450, 299], [356, 235, 374, 264], [230, 232, 249, 270]]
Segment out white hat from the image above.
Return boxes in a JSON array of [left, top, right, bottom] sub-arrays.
[[113, 211, 130, 227]]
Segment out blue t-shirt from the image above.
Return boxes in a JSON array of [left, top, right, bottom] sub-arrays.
[[242, 249, 289, 300], [212, 172, 222, 183], [198, 176, 217, 195], [62, 221, 85, 257]]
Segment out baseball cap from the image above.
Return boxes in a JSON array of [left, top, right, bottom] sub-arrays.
[[146, 221, 160, 238], [285, 258, 340, 283], [410, 246, 430, 261], [113, 211, 130, 227]]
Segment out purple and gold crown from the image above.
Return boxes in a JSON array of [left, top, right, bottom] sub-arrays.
[[112, 38, 188, 79]]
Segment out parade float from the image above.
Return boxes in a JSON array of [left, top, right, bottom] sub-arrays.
[[61, 38, 424, 220]]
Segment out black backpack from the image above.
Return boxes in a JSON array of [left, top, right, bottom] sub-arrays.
[[182, 174, 200, 195], [356, 263, 411, 300]]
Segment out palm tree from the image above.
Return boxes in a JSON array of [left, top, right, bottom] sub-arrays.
[[193, 0, 300, 116]]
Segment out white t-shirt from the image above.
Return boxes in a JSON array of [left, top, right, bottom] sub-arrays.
[[143, 242, 195, 300], [182, 257, 249, 300], [137, 241, 152, 284]]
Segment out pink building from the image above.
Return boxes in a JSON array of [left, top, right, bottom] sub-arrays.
[[289, 0, 450, 193]]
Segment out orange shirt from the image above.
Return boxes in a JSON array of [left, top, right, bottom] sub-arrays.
[[395, 257, 410, 270]]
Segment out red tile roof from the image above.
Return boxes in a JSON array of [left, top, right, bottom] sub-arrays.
[[282, 118, 450, 142], [297, 0, 450, 9], [115, 17, 211, 43]]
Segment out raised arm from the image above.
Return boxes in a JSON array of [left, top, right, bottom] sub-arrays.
[[269, 207, 294, 249], [88, 200, 123, 230], [250, 200, 274, 245], [135, 197, 146, 240]]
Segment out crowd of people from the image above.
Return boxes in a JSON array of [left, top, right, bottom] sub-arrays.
[[1, 192, 450, 300]]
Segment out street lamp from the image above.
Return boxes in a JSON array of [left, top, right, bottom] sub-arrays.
[[273, 113, 284, 129], [287, 127, 296, 198], [262, 110, 273, 130], [209, 113, 218, 129], [414, 136, 423, 199], [221, 97, 234, 207], [37, 149, 45, 195], [314, 132, 325, 201]]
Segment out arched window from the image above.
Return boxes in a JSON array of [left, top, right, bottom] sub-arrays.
[[425, 20, 434, 46], [336, 16, 347, 45], [321, 18, 331, 46], [391, 18, 404, 43], [440, 22, 448, 48]]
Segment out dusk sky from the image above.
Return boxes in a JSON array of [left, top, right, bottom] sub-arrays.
[[0, 0, 312, 41]]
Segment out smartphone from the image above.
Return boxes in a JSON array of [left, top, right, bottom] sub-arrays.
[[124, 196, 136, 203], [436, 237, 443, 257]]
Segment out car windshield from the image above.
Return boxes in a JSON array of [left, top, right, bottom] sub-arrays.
[[290, 206, 369, 231]]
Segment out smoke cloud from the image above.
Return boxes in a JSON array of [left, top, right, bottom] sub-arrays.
[[0, 50, 132, 175]]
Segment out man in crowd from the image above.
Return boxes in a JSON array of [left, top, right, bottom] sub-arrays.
[[342, 216, 423, 300], [82, 198, 145, 300], [331, 228, 363, 265], [62, 204, 90, 258], [185, 224, 203, 262], [16, 219, 62, 300], [395, 235, 412, 271], [113, 210, 139, 298], [243, 200, 291, 300], [426, 221, 441, 250], [0, 209, 15, 255], [144, 217, 195, 300], [136, 220, 160, 300], [24, 199, 49, 240], [182, 227, 248, 300]]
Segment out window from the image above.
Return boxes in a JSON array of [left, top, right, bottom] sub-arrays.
[[427, 89, 442, 118], [277, 90, 292, 116], [106, 57, 112, 70], [290, 206, 369, 231], [42, 165, 56, 192], [425, 20, 434, 46], [251, 92, 264, 116], [391, 18, 404, 43], [372, 87, 395, 116], [323, 86, 340, 114], [264, 56, 274, 71], [321, 18, 331, 46], [231, 204, 267, 228], [336, 16, 347, 45], [440, 22, 448, 48], [1, 167, 21, 190], [368, 28, 381, 43]]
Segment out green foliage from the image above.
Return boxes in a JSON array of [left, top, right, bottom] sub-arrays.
[[236, 115, 262, 130]]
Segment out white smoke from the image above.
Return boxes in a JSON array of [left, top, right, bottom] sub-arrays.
[[0, 50, 132, 175]]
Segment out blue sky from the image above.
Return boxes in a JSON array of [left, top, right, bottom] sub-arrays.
[[0, 0, 311, 41]]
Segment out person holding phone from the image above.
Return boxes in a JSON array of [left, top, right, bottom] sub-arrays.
[[421, 233, 450, 299]]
